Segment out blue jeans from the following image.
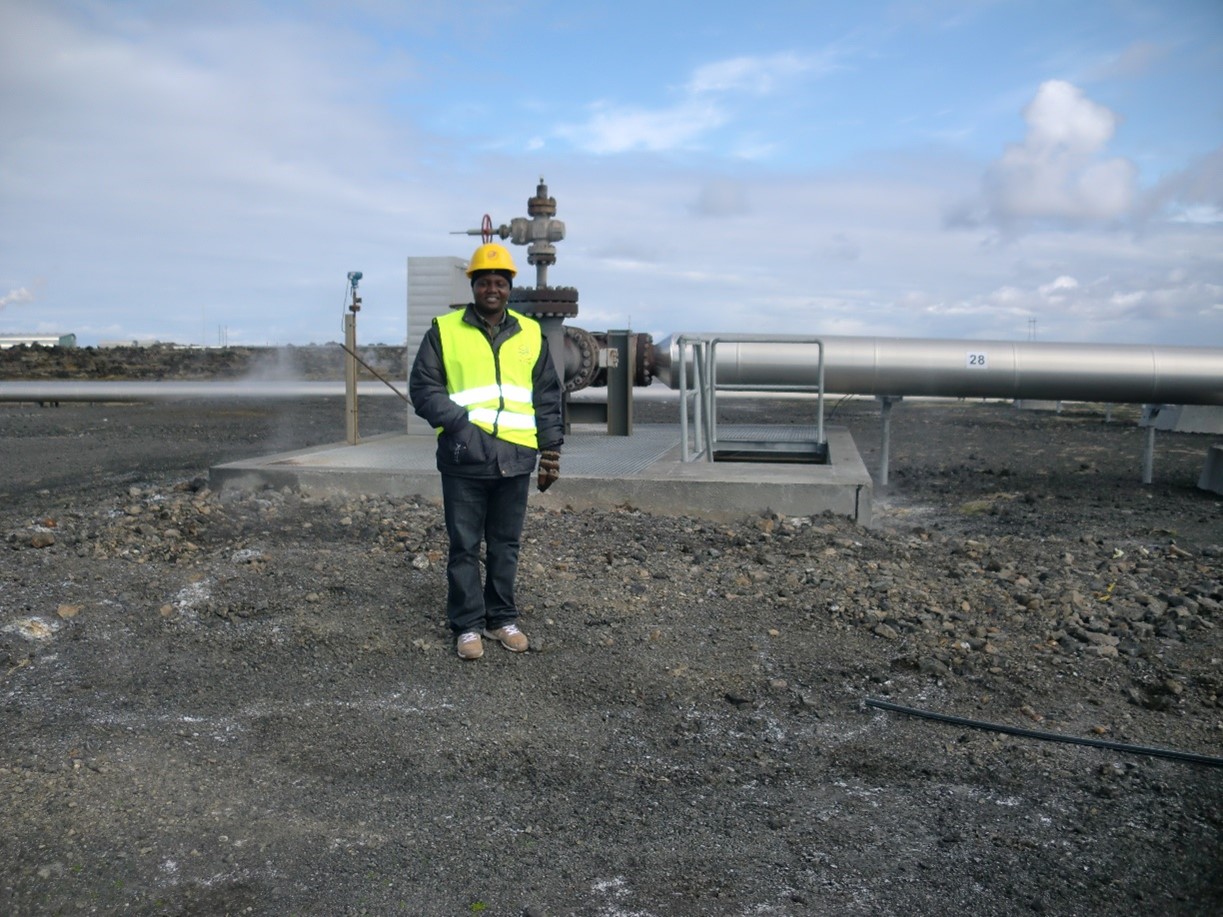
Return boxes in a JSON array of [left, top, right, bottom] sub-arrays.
[[440, 473, 531, 635]]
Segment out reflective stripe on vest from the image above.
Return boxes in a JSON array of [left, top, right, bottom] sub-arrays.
[[434, 309, 541, 449]]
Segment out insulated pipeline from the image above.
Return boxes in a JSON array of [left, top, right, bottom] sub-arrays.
[[654, 335, 1223, 406]]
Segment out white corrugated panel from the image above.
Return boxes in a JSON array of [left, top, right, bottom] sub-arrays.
[[406, 256, 469, 432]]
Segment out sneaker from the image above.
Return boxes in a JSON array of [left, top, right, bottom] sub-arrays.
[[483, 623, 529, 652], [456, 630, 484, 660]]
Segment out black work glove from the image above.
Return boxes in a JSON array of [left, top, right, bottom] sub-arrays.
[[537, 449, 560, 492]]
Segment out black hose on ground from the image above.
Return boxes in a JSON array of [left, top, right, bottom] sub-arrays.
[[865, 697, 1223, 768]]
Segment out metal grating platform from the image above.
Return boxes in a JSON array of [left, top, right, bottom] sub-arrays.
[[561, 424, 681, 476]]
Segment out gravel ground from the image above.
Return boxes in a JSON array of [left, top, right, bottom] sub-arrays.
[[1, 393, 1220, 916]]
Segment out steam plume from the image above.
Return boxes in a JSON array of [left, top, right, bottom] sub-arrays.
[[0, 287, 35, 310]]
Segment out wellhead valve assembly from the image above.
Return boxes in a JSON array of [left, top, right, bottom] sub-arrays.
[[458, 178, 656, 395]]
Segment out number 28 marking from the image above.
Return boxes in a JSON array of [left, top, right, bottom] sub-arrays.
[[966, 352, 988, 368]]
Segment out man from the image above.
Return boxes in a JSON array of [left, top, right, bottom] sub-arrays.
[[409, 242, 564, 660]]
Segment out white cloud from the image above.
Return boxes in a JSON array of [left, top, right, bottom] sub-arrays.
[[1168, 205, 1223, 225], [0, 2, 452, 345], [1039, 275, 1078, 297], [1110, 290, 1144, 309], [686, 52, 817, 95], [554, 50, 832, 156], [556, 99, 726, 154], [1, 4, 1218, 351], [1141, 146, 1223, 224], [0, 287, 36, 309], [979, 81, 1137, 228]]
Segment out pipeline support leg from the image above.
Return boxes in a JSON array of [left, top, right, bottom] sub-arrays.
[[877, 396, 902, 486], [605, 329, 633, 436], [1142, 425, 1155, 485]]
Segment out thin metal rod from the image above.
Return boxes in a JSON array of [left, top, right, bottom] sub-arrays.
[[336, 342, 409, 404], [699, 344, 709, 459], [678, 338, 690, 460]]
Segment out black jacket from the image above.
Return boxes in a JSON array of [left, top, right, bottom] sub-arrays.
[[408, 305, 564, 478]]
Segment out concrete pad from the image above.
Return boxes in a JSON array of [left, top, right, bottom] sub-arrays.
[[1142, 404, 1223, 434], [1198, 444, 1223, 496], [210, 424, 874, 525]]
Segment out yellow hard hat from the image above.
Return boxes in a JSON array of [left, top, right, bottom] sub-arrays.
[[465, 242, 518, 278]]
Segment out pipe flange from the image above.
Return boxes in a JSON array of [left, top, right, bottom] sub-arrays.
[[510, 286, 579, 304], [514, 304, 580, 318], [510, 286, 580, 318], [563, 325, 598, 391], [634, 333, 655, 386]]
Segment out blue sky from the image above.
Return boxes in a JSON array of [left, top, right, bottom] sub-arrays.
[[1, 0, 1220, 350]]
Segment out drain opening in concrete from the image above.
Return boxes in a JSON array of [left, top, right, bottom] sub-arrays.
[[712, 442, 829, 464]]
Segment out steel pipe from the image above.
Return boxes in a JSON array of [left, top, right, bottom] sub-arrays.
[[653, 335, 1223, 406]]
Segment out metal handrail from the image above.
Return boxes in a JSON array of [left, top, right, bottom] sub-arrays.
[[675, 333, 827, 463], [676, 334, 707, 461]]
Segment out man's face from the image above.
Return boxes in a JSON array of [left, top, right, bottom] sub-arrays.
[[472, 274, 510, 319]]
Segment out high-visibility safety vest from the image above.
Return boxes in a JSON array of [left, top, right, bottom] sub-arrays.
[[434, 308, 542, 450]]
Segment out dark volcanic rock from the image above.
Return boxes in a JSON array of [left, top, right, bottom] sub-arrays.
[[0, 342, 407, 381], [0, 392, 1219, 916]]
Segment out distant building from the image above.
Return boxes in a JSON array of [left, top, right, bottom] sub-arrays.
[[0, 333, 77, 349], [97, 339, 201, 349], [98, 339, 164, 349]]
